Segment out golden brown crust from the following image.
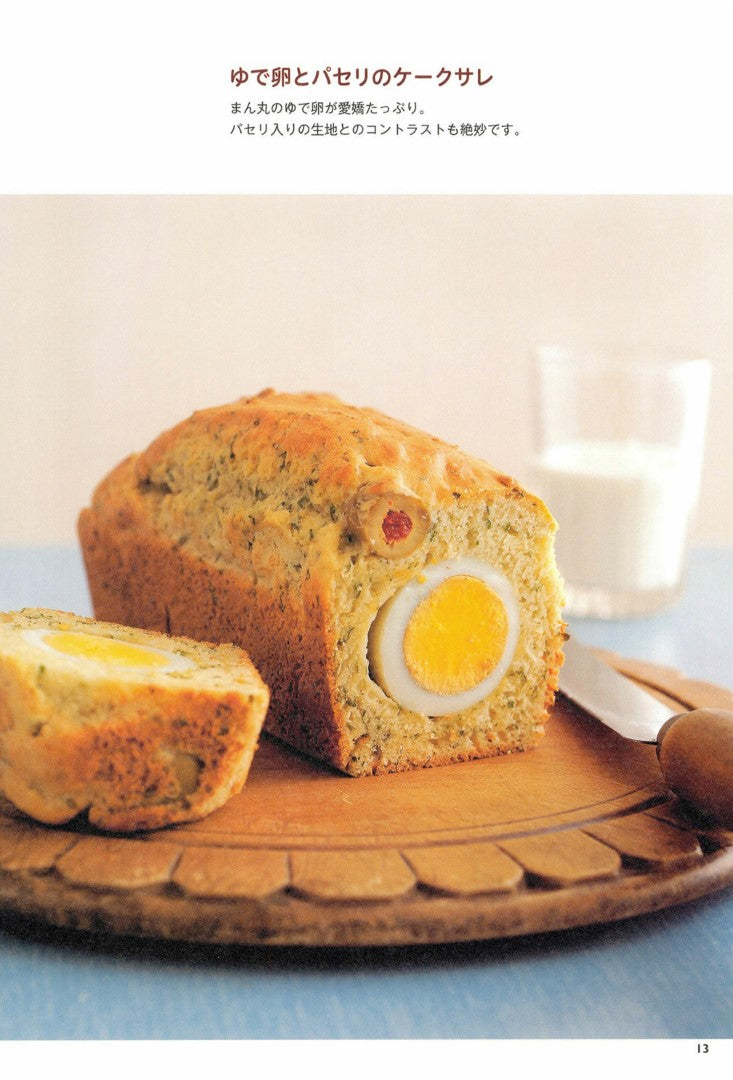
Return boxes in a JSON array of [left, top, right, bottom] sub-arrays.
[[133, 389, 552, 517], [0, 609, 270, 831], [79, 390, 565, 777]]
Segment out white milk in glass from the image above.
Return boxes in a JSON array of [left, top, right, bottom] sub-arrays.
[[531, 439, 694, 598]]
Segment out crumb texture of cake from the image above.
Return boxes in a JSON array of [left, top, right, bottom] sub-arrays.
[[0, 608, 269, 830], [78, 389, 565, 776]]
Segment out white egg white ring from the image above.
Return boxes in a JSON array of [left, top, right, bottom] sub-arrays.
[[21, 628, 195, 674], [368, 557, 520, 717]]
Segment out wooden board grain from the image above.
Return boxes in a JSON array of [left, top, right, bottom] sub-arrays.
[[1, 655, 732, 946]]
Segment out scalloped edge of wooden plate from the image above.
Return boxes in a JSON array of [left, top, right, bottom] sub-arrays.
[[1, 655, 732, 947]]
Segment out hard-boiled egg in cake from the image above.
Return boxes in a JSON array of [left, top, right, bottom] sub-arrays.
[[368, 557, 520, 716], [20, 626, 195, 674]]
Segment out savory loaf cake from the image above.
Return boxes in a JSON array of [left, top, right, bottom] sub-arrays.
[[0, 608, 269, 831], [79, 389, 565, 776]]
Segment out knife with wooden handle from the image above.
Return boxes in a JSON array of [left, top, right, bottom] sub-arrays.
[[559, 636, 733, 829]]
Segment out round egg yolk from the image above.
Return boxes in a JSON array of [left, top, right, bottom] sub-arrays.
[[41, 630, 174, 670], [402, 575, 509, 695]]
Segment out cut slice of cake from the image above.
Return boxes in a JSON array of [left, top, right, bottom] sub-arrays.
[[0, 608, 269, 831]]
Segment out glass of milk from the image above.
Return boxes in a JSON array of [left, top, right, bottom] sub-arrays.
[[530, 347, 711, 617]]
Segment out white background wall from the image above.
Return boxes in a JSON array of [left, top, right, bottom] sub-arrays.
[[1, 195, 731, 545]]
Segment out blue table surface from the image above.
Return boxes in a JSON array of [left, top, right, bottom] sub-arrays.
[[0, 545, 731, 1042]]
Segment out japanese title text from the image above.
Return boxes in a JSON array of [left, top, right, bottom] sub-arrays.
[[230, 66, 493, 89]]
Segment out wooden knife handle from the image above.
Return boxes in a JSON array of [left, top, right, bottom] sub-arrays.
[[657, 709, 733, 829]]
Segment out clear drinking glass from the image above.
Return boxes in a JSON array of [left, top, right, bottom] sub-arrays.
[[529, 347, 711, 618]]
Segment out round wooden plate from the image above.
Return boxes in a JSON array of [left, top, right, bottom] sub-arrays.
[[1, 655, 732, 946]]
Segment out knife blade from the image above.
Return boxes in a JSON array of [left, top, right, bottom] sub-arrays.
[[558, 635, 733, 828]]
